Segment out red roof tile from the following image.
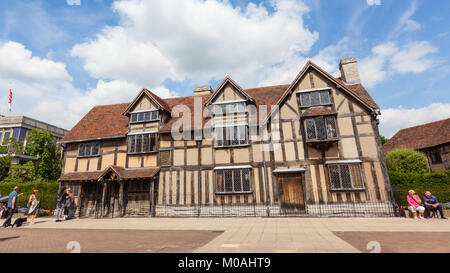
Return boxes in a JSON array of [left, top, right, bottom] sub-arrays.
[[59, 166, 160, 181], [383, 118, 450, 153], [61, 103, 130, 142], [301, 107, 337, 118]]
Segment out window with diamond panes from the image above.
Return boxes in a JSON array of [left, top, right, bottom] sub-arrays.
[[216, 168, 251, 193], [328, 164, 364, 190], [305, 116, 337, 141]]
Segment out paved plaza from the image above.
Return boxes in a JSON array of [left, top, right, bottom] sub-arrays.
[[0, 217, 449, 253]]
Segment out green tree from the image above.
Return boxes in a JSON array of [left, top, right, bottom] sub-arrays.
[[0, 155, 12, 181], [25, 129, 62, 180], [380, 135, 389, 145], [386, 148, 429, 173], [2, 137, 23, 154], [5, 161, 35, 182]]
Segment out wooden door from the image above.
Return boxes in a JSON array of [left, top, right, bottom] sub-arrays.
[[278, 173, 306, 215]]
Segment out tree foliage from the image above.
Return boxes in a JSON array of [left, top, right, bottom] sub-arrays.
[[380, 135, 389, 145], [386, 148, 429, 173], [25, 129, 62, 180]]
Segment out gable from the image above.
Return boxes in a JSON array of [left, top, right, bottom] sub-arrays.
[[130, 94, 159, 112], [211, 82, 246, 103], [205, 76, 254, 106]]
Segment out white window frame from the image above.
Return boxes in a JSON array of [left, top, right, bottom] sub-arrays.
[[130, 110, 159, 123]]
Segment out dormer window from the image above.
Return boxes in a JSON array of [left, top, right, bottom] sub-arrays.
[[130, 110, 158, 123], [298, 89, 331, 107], [212, 101, 246, 116]]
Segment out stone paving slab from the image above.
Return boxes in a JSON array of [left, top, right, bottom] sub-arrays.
[[2, 216, 449, 253]]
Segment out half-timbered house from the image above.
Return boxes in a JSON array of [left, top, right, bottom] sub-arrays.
[[59, 57, 397, 217]]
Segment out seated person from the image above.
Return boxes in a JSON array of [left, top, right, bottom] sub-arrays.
[[407, 190, 425, 219], [423, 191, 447, 219]]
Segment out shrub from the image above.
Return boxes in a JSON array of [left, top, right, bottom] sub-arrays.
[[0, 180, 59, 210], [386, 148, 429, 173], [389, 170, 450, 207]]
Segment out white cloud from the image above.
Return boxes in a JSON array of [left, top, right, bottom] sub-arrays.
[[359, 41, 437, 88], [0, 41, 72, 83], [366, 0, 381, 6], [379, 103, 450, 137], [0, 41, 169, 129], [71, 0, 319, 88], [393, 1, 421, 34], [66, 0, 81, 6]]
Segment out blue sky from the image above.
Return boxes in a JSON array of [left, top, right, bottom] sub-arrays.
[[0, 0, 449, 136]]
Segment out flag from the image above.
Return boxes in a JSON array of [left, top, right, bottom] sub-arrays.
[[8, 89, 12, 112]]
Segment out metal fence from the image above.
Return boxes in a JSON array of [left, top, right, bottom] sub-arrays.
[[148, 188, 399, 218]]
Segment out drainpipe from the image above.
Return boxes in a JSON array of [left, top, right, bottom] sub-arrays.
[[197, 139, 202, 216]]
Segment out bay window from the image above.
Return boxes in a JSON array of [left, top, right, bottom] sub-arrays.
[[305, 115, 337, 140]]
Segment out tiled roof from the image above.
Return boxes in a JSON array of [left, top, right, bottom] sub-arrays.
[[61, 62, 379, 142], [383, 118, 450, 153], [335, 78, 379, 109], [301, 107, 337, 118], [59, 166, 160, 181], [58, 170, 103, 182], [61, 103, 130, 142]]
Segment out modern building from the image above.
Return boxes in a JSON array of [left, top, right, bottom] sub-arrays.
[[383, 118, 450, 172], [0, 115, 68, 164], [59, 57, 397, 218]]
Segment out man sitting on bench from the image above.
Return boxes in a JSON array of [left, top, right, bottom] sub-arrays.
[[423, 191, 447, 219]]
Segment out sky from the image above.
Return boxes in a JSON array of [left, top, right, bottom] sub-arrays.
[[0, 0, 449, 137]]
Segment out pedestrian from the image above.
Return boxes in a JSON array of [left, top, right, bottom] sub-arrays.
[[2, 186, 23, 227], [55, 187, 66, 222], [63, 188, 73, 220], [25, 190, 39, 225], [0, 202, 7, 219], [423, 191, 447, 219], [406, 190, 425, 219]]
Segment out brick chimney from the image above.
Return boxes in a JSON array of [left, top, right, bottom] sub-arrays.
[[339, 57, 360, 84], [194, 85, 213, 96]]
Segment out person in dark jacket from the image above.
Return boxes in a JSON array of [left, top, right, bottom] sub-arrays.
[[423, 191, 447, 219]]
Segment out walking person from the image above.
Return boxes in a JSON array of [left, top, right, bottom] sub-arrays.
[[406, 190, 425, 219], [2, 186, 23, 227], [55, 187, 66, 222], [63, 188, 73, 220], [0, 202, 7, 219], [25, 190, 39, 225]]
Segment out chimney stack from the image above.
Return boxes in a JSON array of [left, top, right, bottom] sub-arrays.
[[194, 85, 213, 96], [339, 57, 360, 84]]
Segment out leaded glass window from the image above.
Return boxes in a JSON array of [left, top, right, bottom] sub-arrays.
[[214, 125, 248, 147], [328, 164, 364, 190], [130, 110, 159, 123], [216, 168, 251, 193], [299, 90, 331, 107], [78, 142, 100, 157], [128, 133, 158, 153], [305, 116, 337, 141]]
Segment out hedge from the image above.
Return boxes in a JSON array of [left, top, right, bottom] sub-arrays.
[[0, 180, 59, 210], [389, 170, 450, 207]]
